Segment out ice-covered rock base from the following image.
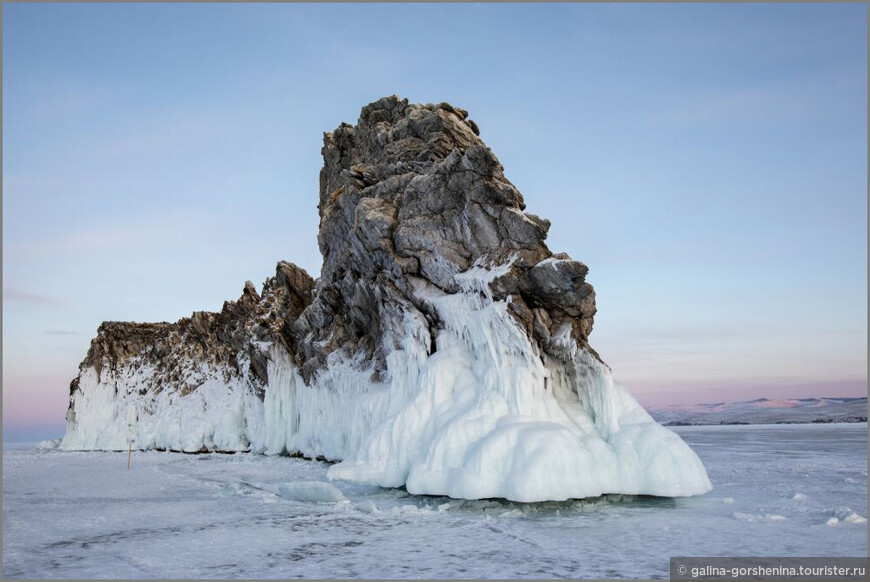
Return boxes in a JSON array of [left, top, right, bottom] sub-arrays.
[[322, 266, 710, 501], [63, 264, 710, 501]]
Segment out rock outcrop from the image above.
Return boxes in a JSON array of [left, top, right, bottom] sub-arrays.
[[62, 96, 712, 501], [80, 262, 313, 390], [293, 97, 597, 385], [64, 262, 313, 452]]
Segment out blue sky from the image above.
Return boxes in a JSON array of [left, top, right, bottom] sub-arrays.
[[3, 2, 867, 440]]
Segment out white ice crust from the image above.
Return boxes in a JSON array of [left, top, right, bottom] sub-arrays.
[[62, 263, 712, 502]]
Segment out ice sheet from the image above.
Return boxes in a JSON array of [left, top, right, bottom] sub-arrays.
[[4, 424, 865, 579]]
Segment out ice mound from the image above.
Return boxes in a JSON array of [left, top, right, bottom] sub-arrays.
[[827, 507, 867, 526], [354, 500, 379, 513], [277, 482, 347, 503], [324, 264, 711, 501], [37, 439, 61, 450], [61, 96, 712, 502]]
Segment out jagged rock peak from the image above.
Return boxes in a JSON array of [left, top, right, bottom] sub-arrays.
[[294, 95, 598, 384], [77, 261, 314, 390]]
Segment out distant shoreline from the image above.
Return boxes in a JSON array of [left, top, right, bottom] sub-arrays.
[[665, 418, 867, 427], [649, 396, 867, 427]]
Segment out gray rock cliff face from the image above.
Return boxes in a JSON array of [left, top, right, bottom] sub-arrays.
[[293, 96, 598, 385]]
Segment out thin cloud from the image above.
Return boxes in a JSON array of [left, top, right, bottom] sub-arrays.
[[4, 225, 154, 261], [654, 68, 863, 130], [3, 288, 65, 306], [3, 208, 214, 262]]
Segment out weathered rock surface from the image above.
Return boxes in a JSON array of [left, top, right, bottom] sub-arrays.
[[80, 262, 313, 390], [294, 96, 597, 383]]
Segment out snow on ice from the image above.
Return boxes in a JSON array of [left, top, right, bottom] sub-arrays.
[[4, 424, 865, 579]]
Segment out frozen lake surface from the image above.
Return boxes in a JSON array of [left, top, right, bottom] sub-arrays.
[[3, 424, 867, 579]]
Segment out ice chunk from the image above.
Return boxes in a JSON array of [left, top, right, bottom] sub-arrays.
[[844, 513, 867, 524], [277, 481, 347, 503], [835, 507, 867, 524], [792, 493, 807, 501], [37, 439, 60, 450], [354, 500, 378, 513], [826, 507, 867, 526]]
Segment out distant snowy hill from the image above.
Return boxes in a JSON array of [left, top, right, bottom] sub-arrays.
[[649, 397, 867, 426]]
